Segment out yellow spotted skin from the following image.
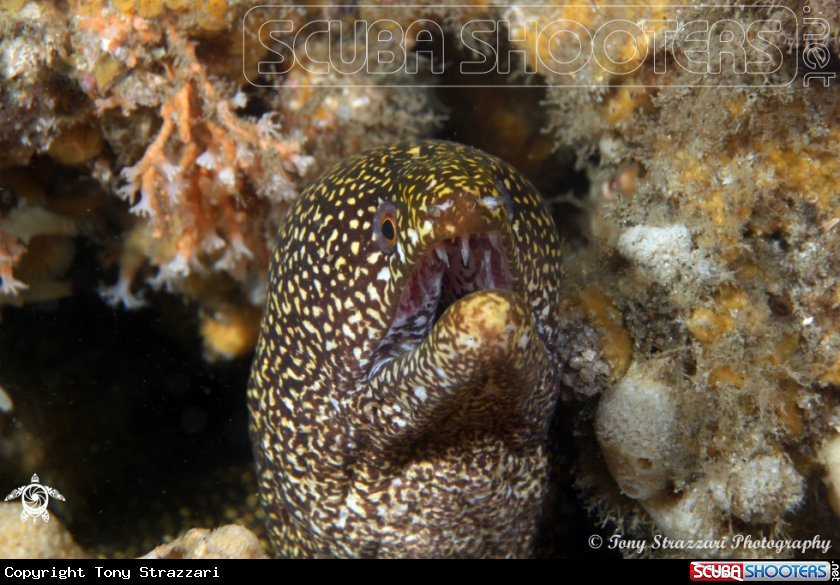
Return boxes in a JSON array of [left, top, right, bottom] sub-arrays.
[[248, 140, 564, 558]]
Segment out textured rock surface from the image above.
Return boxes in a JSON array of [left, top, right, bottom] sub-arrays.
[[141, 525, 267, 559], [595, 364, 686, 501], [0, 503, 88, 559]]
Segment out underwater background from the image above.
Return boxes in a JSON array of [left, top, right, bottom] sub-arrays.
[[1, 0, 839, 558]]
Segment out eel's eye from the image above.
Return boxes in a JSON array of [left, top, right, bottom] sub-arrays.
[[374, 202, 398, 254]]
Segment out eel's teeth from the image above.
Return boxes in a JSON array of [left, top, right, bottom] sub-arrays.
[[488, 232, 501, 252], [483, 250, 494, 288], [461, 236, 470, 267], [436, 246, 449, 267]]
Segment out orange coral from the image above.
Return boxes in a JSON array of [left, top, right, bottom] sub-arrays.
[[574, 287, 632, 380], [0, 231, 28, 296], [104, 23, 308, 306], [71, 4, 438, 327], [111, 0, 228, 30], [199, 307, 261, 361]]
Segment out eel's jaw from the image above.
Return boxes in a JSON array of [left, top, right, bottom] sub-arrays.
[[366, 230, 518, 381], [360, 287, 554, 447]]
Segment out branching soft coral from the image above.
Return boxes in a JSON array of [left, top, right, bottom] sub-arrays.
[[0, 231, 28, 296], [101, 22, 311, 307], [77, 7, 441, 329]]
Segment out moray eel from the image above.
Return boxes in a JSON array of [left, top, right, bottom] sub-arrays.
[[248, 140, 564, 558]]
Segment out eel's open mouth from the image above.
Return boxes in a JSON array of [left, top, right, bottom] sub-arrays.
[[367, 232, 514, 379]]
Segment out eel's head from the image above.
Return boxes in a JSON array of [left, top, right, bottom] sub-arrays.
[[365, 153, 528, 377], [335, 141, 563, 445], [264, 140, 561, 423]]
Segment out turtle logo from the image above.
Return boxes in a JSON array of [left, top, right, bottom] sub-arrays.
[[5, 474, 65, 524]]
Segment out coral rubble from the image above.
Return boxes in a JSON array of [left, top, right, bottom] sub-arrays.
[[141, 525, 267, 559], [0, 503, 89, 559]]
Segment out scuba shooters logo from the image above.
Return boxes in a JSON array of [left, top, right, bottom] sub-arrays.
[[245, 4, 798, 88], [4, 473, 65, 523]]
